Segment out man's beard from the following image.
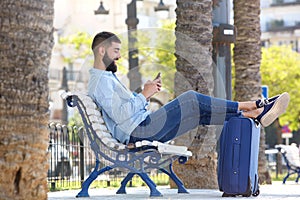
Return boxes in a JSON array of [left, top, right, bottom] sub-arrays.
[[103, 52, 117, 73]]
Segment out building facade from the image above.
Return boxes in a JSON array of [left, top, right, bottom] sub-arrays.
[[261, 0, 300, 52]]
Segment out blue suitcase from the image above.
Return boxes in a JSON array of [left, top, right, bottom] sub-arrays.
[[218, 117, 260, 197]]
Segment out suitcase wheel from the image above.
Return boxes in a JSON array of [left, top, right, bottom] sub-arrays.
[[252, 189, 260, 197], [222, 192, 236, 197], [242, 192, 251, 197]]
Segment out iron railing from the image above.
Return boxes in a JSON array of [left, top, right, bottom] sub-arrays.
[[47, 123, 168, 190], [47, 123, 96, 190]]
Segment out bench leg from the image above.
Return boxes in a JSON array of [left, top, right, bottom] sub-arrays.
[[138, 173, 162, 197], [296, 172, 300, 183], [116, 172, 135, 194], [283, 172, 291, 184], [296, 175, 300, 183], [295, 174, 300, 183], [76, 161, 112, 197], [160, 163, 189, 194]]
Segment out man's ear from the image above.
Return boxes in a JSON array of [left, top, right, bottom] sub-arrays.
[[98, 46, 106, 56]]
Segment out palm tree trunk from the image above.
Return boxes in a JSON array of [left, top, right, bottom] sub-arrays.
[[172, 0, 218, 189], [233, 0, 271, 184], [0, 1, 54, 199]]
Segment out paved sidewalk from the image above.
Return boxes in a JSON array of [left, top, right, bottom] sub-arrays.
[[48, 181, 300, 200]]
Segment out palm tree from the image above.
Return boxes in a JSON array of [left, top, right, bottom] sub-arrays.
[[233, 0, 271, 184], [172, 0, 218, 188], [0, 0, 54, 199]]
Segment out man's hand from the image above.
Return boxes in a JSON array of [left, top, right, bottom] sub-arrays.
[[141, 77, 162, 100]]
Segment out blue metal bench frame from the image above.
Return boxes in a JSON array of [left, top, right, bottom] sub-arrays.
[[64, 93, 191, 197]]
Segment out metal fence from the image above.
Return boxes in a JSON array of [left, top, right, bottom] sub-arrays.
[[47, 123, 97, 190], [47, 123, 169, 190]]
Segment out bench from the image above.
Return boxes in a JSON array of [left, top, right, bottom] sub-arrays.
[[275, 144, 300, 184], [61, 92, 192, 197]]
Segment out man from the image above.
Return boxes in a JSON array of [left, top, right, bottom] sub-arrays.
[[88, 31, 290, 145]]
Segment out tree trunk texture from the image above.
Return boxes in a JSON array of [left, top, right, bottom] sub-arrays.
[[0, 1, 54, 199], [172, 0, 218, 189], [233, 0, 271, 184]]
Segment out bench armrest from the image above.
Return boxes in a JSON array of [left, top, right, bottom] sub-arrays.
[[133, 140, 192, 157]]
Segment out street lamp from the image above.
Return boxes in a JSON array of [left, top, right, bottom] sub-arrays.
[[154, 0, 169, 12], [60, 67, 69, 124], [95, 0, 169, 92], [212, 0, 234, 100], [125, 0, 142, 92], [94, 1, 109, 15]]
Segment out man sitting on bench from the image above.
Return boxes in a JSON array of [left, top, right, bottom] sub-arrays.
[[88, 31, 290, 145]]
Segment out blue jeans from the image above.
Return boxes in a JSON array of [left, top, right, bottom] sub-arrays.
[[129, 90, 241, 143]]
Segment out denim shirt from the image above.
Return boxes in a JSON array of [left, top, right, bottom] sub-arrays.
[[88, 68, 150, 144]]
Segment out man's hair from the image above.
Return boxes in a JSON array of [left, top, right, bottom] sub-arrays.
[[91, 31, 121, 51]]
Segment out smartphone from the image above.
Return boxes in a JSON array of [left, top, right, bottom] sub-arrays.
[[154, 72, 161, 80]]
